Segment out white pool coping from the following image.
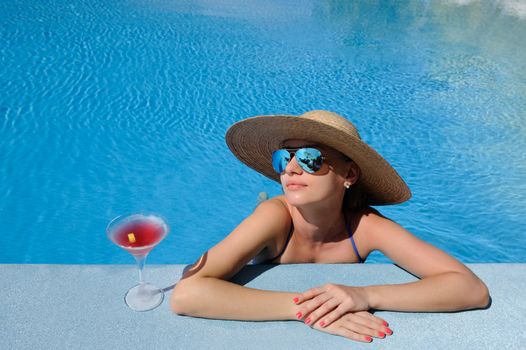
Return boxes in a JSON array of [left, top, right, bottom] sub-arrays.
[[1, 263, 524, 349]]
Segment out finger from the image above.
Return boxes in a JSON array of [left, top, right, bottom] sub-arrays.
[[294, 286, 325, 305], [356, 311, 389, 327], [334, 313, 387, 339], [303, 297, 340, 326], [315, 302, 353, 328], [349, 313, 393, 338], [322, 325, 373, 343], [297, 293, 333, 323], [356, 311, 393, 335]]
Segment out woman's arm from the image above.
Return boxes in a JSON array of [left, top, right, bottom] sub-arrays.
[[292, 211, 490, 329], [172, 201, 393, 341], [362, 212, 490, 312], [172, 275, 298, 320], [170, 198, 299, 320]]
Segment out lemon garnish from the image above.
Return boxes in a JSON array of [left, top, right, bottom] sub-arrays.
[[128, 233, 136, 243]]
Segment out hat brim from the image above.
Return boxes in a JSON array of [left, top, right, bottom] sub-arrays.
[[226, 115, 411, 205]]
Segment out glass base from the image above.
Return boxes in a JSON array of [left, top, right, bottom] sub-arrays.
[[124, 283, 164, 312]]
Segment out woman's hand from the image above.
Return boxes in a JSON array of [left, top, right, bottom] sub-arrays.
[[309, 310, 393, 343], [293, 283, 371, 328]]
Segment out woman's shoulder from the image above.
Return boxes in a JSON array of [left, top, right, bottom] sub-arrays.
[[356, 206, 403, 234], [353, 205, 416, 251], [250, 195, 292, 263], [349, 205, 383, 225], [252, 195, 291, 229], [256, 195, 289, 213], [348, 206, 392, 250]]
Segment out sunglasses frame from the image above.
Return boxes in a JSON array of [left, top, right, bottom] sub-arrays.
[[272, 147, 327, 174]]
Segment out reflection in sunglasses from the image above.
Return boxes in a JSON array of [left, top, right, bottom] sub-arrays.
[[272, 148, 328, 174]]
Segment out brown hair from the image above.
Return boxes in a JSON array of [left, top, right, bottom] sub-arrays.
[[343, 179, 368, 212]]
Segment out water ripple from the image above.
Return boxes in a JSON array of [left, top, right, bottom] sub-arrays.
[[1, 0, 525, 263]]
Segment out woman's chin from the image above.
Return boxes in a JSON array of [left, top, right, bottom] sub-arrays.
[[284, 192, 313, 207]]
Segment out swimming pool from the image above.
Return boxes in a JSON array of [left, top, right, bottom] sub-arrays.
[[1, 0, 525, 264]]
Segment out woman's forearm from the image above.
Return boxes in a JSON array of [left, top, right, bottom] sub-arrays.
[[171, 277, 299, 321], [364, 271, 489, 312]]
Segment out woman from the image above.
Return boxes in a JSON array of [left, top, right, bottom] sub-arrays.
[[171, 110, 489, 343]]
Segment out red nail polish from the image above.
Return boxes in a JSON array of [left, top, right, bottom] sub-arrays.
[[293, 297, 299, 303], [382, 320, 389, 327], [319, 321, 325, 327], [378, 332, 385, 338], [385, 328, 393, 335], [305, 318, 311, 325], [296, 312, 302, 319], [364, 336, 372, 342]]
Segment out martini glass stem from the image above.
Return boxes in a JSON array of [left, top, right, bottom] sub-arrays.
[[134, 254, 147, 285]]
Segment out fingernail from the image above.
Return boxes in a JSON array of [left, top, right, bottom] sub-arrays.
[[305, 317, 311, 325], [378, 331, 385, 338], [382, 320, 389, 327], [385, 328, 393, 335], [293, 297, 299, 303], [319, 321, 325, 327], [296, 312, 302, 319], [364, 336, 372, 342]]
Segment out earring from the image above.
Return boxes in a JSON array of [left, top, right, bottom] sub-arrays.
[[344, 181, 352, 189]]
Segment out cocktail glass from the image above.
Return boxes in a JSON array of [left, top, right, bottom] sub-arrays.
[[106, 213, 169, 311]]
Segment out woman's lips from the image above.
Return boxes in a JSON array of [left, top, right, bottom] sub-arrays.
[[286, 183, 307, 190]]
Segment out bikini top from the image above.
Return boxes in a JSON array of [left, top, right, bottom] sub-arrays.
[[261, 213, 364, 264]]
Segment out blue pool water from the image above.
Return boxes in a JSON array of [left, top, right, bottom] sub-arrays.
[[1, 0, 525, 264]]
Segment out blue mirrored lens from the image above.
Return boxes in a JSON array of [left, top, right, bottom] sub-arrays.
[[295, 148, 323, 173], [272, 149, 290, 174]]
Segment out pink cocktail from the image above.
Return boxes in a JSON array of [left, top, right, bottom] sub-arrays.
[[107, 213, 169, 311], [112, 220, 166, 256]]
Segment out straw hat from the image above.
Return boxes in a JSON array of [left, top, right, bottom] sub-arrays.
[[225, 110, 411, 205]]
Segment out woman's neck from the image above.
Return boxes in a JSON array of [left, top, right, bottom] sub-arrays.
[[289, 202, 347, 244]]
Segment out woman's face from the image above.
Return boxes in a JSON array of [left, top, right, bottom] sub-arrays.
[[279, 139, 359, 208]]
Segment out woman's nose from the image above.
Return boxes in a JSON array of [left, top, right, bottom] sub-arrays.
[[284, 154, 303, 175]]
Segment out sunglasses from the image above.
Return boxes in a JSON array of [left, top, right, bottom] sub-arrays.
[[272, 147, 326, 174]]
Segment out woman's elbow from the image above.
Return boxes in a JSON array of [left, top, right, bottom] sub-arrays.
[[170, 280, 193, 315], [473, 278, 490, 309], [461, 275, 490, 310]]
